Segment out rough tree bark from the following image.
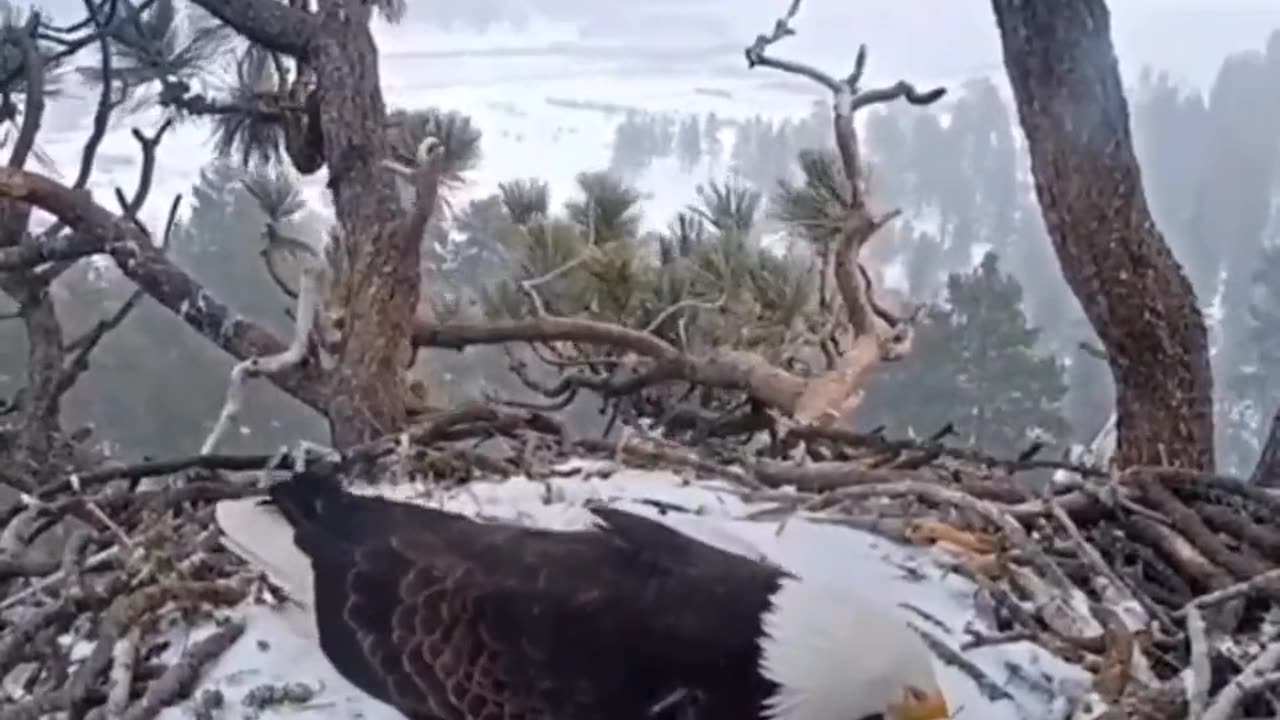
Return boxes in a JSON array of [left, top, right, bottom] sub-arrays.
[[193, 0, 422, 446], [990, 0, 1215, 470], [1252, 408, 1280, 487]]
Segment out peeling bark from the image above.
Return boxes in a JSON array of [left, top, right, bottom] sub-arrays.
[[304, 7, 425, 445], [206, 0, 444, 446], [990, 0, 1215, 470]]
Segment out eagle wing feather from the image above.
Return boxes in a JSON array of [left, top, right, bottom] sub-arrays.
[[264, 470, 784, 720]]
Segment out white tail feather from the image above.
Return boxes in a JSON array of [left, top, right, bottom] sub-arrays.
[[215, 497, 317, 639]]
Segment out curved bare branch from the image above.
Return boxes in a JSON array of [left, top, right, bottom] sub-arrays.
[[0, 166, 329, 412]]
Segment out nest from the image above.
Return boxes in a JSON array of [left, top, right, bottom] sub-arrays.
[[1, 405, 1277, 719]]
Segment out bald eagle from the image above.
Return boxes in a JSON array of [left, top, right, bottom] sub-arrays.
[[215, 468, 951, 720]]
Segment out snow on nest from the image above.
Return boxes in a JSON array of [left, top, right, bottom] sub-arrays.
[[160, 459, 1096, 720]]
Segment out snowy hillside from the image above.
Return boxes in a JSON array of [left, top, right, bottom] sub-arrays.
[[148, 462, 1096, 720]]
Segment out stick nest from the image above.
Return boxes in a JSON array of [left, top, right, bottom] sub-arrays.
[[1, 405, 1277, 719]]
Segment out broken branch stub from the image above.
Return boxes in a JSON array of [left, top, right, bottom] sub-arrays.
[[744, 0, 944, 426]]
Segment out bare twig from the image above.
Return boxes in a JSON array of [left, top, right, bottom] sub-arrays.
[[1202, 638, 1280, 720], [1185, 606, 1211, 718], [741, 0, 944, 426], [105, 626, 143, 717], [201, 231, 328, 454], [118, 620, 245, 720], [1176, 568, 1280, 619]]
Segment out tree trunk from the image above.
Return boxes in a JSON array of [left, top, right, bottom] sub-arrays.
[[990, 0, 1215, 470], [1252, 407, 1280, 487], [298, 9, 419, 447], [175, 2, 425, 448], [0, 206, 64, 474], [0, 0, 427, 452]]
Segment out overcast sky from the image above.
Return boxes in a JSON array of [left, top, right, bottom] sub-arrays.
[[379, 0, 1279, 90], [35, 0, 1280, 91]]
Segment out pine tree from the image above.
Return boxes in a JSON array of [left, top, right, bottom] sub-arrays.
[[1223, 244, 1280, 473], [703, 112, 723, 169], [676, 116, 703, 173], [174, 162, 294, 337], [52, 161, 326, 457], [608, 113, 655, 179], [860, 252, 1070, 457]]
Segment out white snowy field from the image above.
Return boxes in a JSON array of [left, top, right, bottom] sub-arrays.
[[28, 1, 1280, 244], [143, 461, 1099, 720], [33, 63, 796, 243]]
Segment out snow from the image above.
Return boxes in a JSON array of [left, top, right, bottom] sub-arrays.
[[163, 460, 1098, 720]]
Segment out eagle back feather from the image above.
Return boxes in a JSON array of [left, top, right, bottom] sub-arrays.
[[222, 469, 787, 720]]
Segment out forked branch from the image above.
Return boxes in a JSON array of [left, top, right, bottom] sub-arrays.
[[407, 3, 947, 432], [745, 0, 944, 425]]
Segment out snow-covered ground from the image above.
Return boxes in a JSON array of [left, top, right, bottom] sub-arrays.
[[35, 61, 830, 236], [155, 461, 1096, 720]]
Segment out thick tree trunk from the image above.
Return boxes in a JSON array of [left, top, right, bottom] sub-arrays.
[[990, 0, 1215, 470], [286, 7, 418, 447]]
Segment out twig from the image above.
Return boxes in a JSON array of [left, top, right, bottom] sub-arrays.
[[1176, 568, 1280, 619], [34, 451, 291, 498], [643, 294, 725, 334], [1050, 498, 1163, 629], [915, 628, 1015, 704], [1185, 606, 1211, 718], [118, 621, 245, 720], [519, 246, 594, 317], [201, 237, 326, 454], [1202, 638, 1280, 720], [105, 626, 143, 717]]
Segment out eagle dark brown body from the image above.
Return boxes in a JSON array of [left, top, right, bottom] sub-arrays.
[[269, 470, 788, 720]]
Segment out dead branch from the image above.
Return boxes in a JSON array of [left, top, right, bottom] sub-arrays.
[[25, 454, 289, 505], [1185, 606, 1211, 717], [105, 626, 142, 717], [0, 14, 68, 473], [407, 3, 947, 433], [0, 166, 331, 412], [1135, 472, 1280, 602], [5, 15, 44, 171], [415, 316, 680, 360], [202, 225, 329, 453], [742, 0, 944, 426], [1202, 639, 1280, 720], [118, 620, 245, 720], [1176, 568, 1280, 619], [381, 136, 446, 256]]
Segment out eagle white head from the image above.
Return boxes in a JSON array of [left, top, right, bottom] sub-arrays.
[[758, 576, 951, 720]]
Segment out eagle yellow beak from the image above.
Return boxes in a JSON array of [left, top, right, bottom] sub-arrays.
[[888, 686, 950, 720]]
